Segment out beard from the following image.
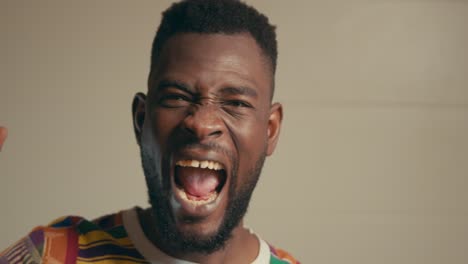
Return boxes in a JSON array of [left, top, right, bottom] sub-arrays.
[[139, 145, 266, 255]]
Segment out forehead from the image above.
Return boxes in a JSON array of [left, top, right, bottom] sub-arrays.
[[150, 33, 272, 98]]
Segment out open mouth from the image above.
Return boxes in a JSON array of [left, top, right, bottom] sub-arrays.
[[174, 159, 227, 205]]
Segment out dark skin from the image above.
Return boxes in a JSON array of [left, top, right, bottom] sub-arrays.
[[0, 127, 7, 151], [132, 33, 283, 263]]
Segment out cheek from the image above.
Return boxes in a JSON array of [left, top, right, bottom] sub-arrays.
[[151, 108, 184, 140], [140, 110, 179, 163], [231, 117, 268, 168]]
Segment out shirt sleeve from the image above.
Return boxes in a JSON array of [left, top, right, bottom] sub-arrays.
[[0, 229, 44, 264]]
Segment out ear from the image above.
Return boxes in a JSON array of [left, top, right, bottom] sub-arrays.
[[266, 102, 283, 156], [0, 126, 7, 151], [132, 93, 147, 145]]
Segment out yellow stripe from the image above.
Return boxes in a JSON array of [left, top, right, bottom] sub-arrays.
[[76, 255, 146, 263], [79, 238, 135, 249], [78, 230, 132, 246]]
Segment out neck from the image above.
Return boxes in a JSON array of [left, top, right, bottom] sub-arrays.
[[138, 207, 259, 264]]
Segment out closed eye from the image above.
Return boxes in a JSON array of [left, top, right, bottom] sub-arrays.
[[223, 100, 253, 108], [158, 93, 192, 108]]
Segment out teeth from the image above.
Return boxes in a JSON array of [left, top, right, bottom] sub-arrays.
[[191, 160, 200, 167], [200, 160, 209, 169], [176, 159, 224, 171]]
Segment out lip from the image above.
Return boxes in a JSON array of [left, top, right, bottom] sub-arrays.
[[169, 149, 230, 218]]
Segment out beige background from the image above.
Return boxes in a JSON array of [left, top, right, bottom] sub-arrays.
[[1, 0, 468, 263]]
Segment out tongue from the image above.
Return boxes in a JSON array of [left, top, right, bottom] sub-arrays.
[[176, 167, 220, 198]]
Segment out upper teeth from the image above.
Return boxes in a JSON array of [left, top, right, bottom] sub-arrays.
[[176, 160, 224, 171]]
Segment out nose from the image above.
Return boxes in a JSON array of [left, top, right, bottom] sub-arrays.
[[182, 104, 224, 140]]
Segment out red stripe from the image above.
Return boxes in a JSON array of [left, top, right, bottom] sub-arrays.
[[65, 229, 78, 264]]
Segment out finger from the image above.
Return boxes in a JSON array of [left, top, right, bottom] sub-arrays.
[[0, 127, 8, 151]]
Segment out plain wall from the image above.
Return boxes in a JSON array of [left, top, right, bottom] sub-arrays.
[[1, 0, 468, 263]]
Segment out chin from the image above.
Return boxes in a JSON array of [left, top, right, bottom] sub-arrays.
[[155, 203, 233, 254], [175, 213, 224, 236], [140, 145, 266, 254]]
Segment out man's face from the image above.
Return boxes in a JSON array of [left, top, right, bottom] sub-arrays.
[[133, 33, 282, 253]]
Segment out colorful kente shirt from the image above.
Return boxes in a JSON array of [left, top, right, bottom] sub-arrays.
[[1, 207, 299, 264]]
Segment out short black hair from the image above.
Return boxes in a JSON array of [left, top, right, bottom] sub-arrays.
[[150, 0, 278, 86]]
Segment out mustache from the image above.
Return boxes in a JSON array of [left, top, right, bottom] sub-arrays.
[[178, 141, 234, 161]]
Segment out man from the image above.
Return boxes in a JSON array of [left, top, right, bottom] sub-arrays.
[[1, 0, 299, 263]]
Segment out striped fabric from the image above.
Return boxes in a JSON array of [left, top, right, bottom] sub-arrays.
[[1, 210, 299, 264]]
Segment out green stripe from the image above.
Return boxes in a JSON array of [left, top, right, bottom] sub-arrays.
[[77, 220, 100, 234], [107, 225, 128, 239], [270, 254, 291, 264], [77, 220, 128, 239]]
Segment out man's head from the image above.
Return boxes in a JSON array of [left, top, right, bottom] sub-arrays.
[[132, 0, 282, 256], [150, 0, 278, 95]]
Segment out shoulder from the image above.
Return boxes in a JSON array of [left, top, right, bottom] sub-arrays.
[[268, 244, 301, 264], [1, 210, 145, 264], [0, 227, 44, 263], [0, 215, 84, 263]]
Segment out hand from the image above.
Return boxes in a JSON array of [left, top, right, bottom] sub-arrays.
[[0, 127, 7, 151]]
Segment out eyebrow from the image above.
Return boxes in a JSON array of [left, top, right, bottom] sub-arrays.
[[157, 79, 258, 98], [219, 86, 258, 98], [157, 80, 194, 95]]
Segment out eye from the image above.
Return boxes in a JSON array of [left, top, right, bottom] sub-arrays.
[[224, 100, 252, 108], [158, 93, 191, 108]]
